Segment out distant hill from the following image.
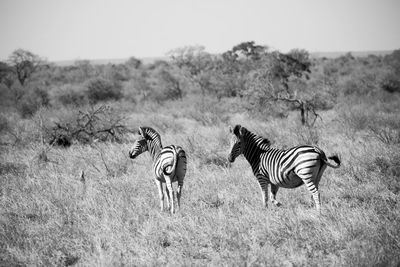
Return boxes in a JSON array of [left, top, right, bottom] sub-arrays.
[[310, 50, 393, 58], [53, 50, 394, 66], [54, 56, 169, 66]]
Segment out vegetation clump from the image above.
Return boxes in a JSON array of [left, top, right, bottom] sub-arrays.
[[0, 45, 399, 266]]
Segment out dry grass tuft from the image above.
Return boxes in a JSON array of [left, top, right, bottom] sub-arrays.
[[1, 94, 400, 266]]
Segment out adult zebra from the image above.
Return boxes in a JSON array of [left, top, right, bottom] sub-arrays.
[[129, 127, 187, 214], [227, 125, 340, 211]]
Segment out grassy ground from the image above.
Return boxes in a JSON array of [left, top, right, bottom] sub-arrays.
[[1, 95, 400, 266]]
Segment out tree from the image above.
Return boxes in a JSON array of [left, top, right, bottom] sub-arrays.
[[0, 61, 14, 88], [215, 41, 270, 98], [265, 49, 311, 90], [8, 49, 44, 86], [245, 49, 319, 126], [168, 45, 214, 96], [47, 105, 129, 146], [74, 59, 95, 81], [150, 64, 183, 102], [126, 57, 142, 69], [169, 45, 211, 75], [229, 41, 268, 61], [86, 78, 122, 104], [381, 49, 400, 93]]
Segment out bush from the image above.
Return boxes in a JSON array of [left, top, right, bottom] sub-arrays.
[[0, 84, 15, 108], [338, 101, 377, 133], [151, 69, 183, 102], [309, 90, 335, 110], [341, 70, 378, 96], [0, 161, 27, 176], [369, 155, 400, 194], [17, 87, 50, 118], [46, 105, 130, 146], [381, 72, 400, 93], [368, 113, 400, 145], [52, 84, 87, 107], [295, 125, 320, 145], [121, 80, 139, 103], [85, 78, 122, 104], [338, 100, 400, 144], [0, 113, 9, 134]]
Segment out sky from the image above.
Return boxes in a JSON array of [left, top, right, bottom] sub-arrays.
[[0, 0, 399, 62]]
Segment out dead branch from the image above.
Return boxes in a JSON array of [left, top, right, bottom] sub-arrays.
[[47, 105, 129, 146]]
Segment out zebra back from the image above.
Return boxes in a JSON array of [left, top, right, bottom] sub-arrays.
[[154, 145, 187, 182]]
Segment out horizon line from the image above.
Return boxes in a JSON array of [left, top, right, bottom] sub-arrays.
[[49, 49, 395, 66]]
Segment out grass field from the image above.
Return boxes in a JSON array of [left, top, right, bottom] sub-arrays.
[[1, 93, 399, 266]]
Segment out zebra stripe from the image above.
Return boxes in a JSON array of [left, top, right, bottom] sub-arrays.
[[228, 125, 340, 211], [129, 127, 187, 214]]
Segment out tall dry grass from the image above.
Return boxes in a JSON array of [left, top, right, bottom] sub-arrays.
[[1, 93, 399, 266]]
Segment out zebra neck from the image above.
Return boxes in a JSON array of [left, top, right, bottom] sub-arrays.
[[147, 141, 162, 162], [243, 134, 270, 173]]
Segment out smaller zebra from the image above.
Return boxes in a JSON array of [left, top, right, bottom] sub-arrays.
[[129, 127, 187, 214], [227, 125, 340, 211]]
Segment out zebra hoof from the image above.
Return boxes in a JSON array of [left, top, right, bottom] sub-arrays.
[[272, 200, 282, 207]]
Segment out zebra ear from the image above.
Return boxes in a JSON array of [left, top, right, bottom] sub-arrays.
[[233, 124, 242, 136], [239, 126, 246, 136], [138, 127, 144, 137]]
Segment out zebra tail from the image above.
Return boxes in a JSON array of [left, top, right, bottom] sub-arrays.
[[163, 149, 179, 176], [325, 155, 341, 168]]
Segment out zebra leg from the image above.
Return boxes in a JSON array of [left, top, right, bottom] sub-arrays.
[[308, 164, 327, 211], [177, 182, 183, 210], [165, 177, 175, 214], [313, 191, 321, 212], [270, 184, 281, 207], [301, 176, 321, 212], [165, 185, 171, 210], [315, 163, 327, 188], [256, 175, 269, 208], [176, 152, 186, 211], [155, 180, 164, 211], [296, 162, 321, 212], [309, 188, 321, 213]]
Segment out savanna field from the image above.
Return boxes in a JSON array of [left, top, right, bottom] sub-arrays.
[[1, 46, 400, 266]]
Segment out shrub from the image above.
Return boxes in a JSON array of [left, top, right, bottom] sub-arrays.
[[151, 69, 183, 102], [185, 134, 228, 168], [369, 155, 400, 194], [46, 105, 130, 146], [0, 113, 9, 134], [85, 78, 122, 104], [341, 70, 378, 96], [0, 84, 15, 108], [121, 80, 138, 103], [337, 102, 375, 133], [309, 90, 336, 110], [17, 87, 50, 118], [0, 162, 27, 176], [338, 100, 400, 144], [381, 72, 400, 93], [295, 125, 320, 145], [368, 113, 400, 145], [52, 84, 87, 107]]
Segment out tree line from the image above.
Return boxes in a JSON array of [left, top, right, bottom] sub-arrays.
[[1, 42, 399, 126]]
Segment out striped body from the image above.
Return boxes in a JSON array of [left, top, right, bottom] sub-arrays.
[[228, 125, 340, 211], [129, 127, 187, 214], [259, 146, 326, 189], [153, 145, 187, 185]]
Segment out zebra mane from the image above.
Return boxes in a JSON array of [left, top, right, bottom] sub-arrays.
[[239, 126, 271, 151], [139, 126, 163, 147]]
